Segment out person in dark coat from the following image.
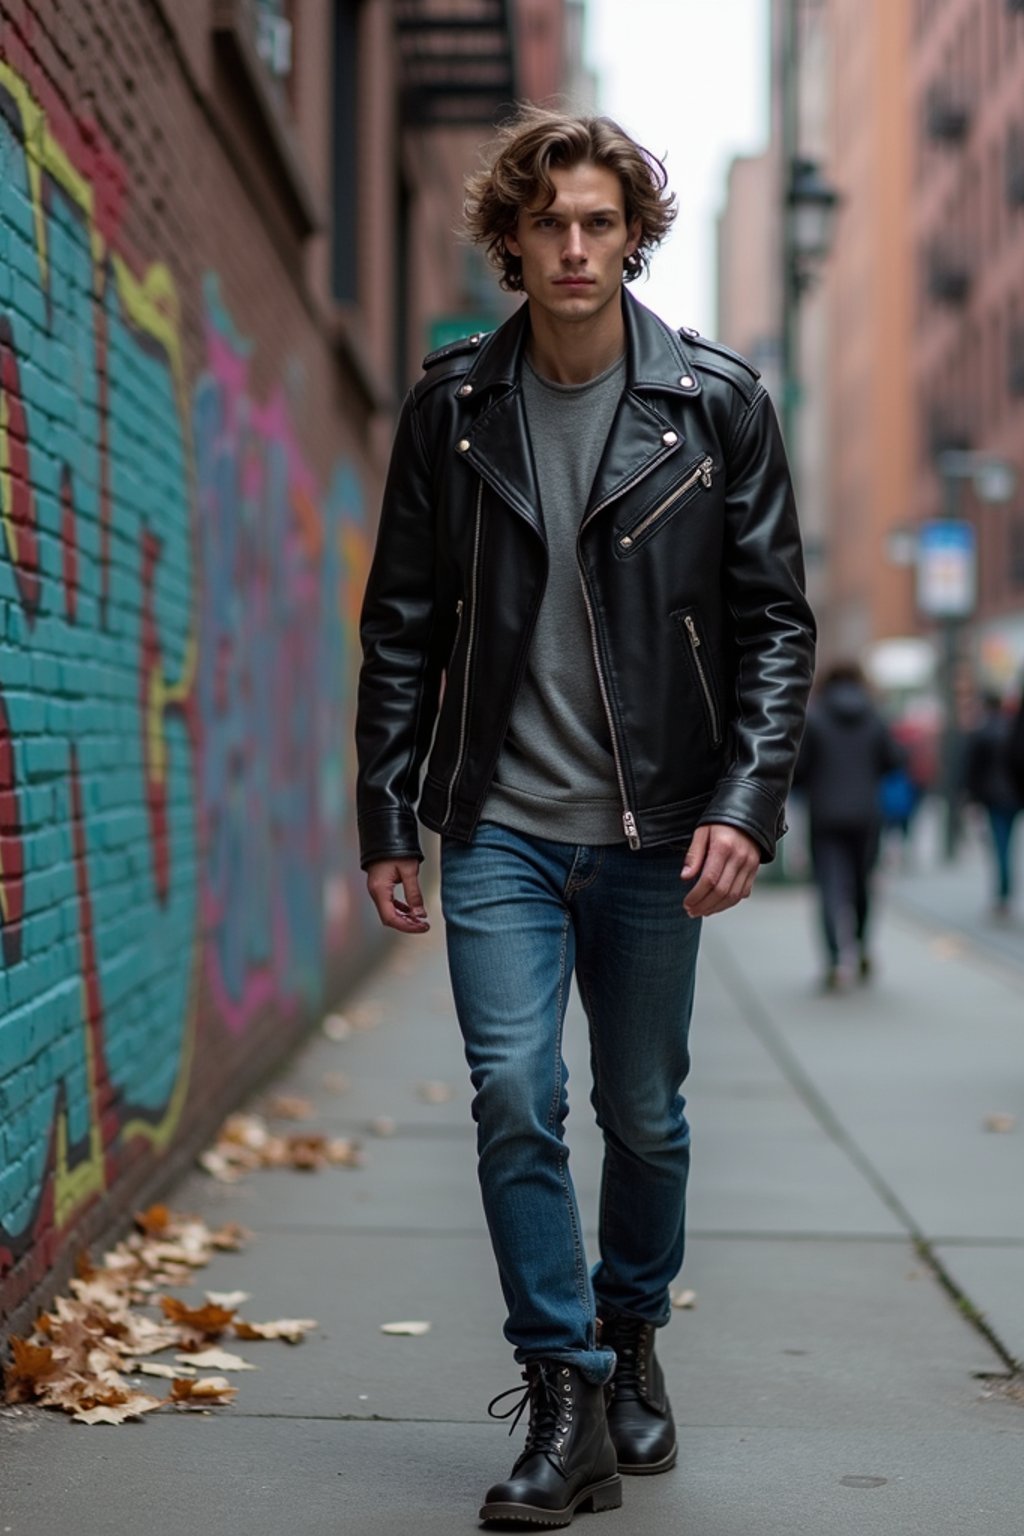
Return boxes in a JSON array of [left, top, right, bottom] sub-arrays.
[[794, 662, 903, 989], [964, 691, 1022, 917]]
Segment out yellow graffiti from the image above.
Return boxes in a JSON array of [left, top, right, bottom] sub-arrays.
[[0, 63, 200, 1221]]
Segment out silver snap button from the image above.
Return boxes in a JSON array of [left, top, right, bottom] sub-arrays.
[[469, 334, 481, 345], [457, 384, 473, 397], [456, 438, 471, 453], [679, 374, 695, 389], [662, 430, 678, 446]]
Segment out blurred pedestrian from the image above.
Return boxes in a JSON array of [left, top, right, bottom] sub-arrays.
[[795, 662, 903, 991], [356, 107, 814, 1524], [964, 691, 1021, 918]]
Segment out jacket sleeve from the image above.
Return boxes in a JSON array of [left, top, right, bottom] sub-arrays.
[[355, 392, 441, 870], [697, 387, 817, 860]]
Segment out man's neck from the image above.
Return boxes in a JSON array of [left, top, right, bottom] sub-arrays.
[[524, 295, 627, 385]]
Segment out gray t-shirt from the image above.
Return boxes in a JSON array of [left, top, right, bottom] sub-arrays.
[[481, 353, 626, 843]]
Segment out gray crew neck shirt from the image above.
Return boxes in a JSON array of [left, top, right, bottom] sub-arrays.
[[481, 352, 627, 844]]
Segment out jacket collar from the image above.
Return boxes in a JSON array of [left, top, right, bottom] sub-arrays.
[[460, 287, 704, 401], [457, 290, 702, 536]]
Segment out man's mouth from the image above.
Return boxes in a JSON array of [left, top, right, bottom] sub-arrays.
[[554, 277, 594, 287]]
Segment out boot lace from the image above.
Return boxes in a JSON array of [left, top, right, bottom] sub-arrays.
[[487, 1362, 575, 1472], [606, 1318, 651, 1402]]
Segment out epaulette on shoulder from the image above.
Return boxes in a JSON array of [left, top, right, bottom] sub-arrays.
[[421, 331, 490, 371], [678, 326, 761, 401]]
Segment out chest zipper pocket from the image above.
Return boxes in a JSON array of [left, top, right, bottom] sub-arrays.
[[619, 455, 714, 551], [677, 610, 722, 748]]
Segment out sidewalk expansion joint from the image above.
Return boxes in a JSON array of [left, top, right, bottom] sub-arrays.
[[703, 930, 1022, 1375]]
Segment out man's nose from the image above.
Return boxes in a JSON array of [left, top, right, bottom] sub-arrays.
[[562, 224, 586, 263]]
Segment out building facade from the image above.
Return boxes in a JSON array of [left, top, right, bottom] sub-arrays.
[[909, 0, 1024, 688], [0, 0, 576, 1330]]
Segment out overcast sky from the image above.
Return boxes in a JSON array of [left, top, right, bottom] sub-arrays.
[[583, 0, 770, 334]]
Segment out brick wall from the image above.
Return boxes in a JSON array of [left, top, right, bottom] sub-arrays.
[[0, 0, 387, 1329]]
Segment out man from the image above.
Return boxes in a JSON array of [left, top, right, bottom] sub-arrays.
[[794, 662, 902, 989], [356, 108, 815, 1527], [964, 690, 1021, 918]]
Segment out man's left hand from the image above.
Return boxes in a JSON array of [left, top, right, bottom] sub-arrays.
[[681, 824, 761, 917]]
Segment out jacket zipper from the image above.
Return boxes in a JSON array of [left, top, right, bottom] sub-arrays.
[[576, 552, 641, 850], [447, 599, 464, 673], [444, 482, 483, 827], [619, 456, 714, 550], [683, 612, 722, 746]]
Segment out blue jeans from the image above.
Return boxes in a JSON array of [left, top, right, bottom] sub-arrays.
[[987, 807, 1018, 903], [440, 822, 702, 1384]]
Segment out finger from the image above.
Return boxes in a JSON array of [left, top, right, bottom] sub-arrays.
[[367, 873, 429, 933], [681, 825, 709, 879], [401, 866, 427, 919]]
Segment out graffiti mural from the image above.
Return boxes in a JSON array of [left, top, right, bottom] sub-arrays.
[[194, 275, 371, 1036], [0, 60, 197, 1274], [0, 53, 372, 1305]]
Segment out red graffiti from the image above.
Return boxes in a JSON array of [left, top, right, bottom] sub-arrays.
[[69, 746, 118, 1179], [0, 316, 41, 613], [0, 691, 24, 967]]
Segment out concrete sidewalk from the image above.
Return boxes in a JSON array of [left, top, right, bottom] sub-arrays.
[[2, 881, 1022, 1535]]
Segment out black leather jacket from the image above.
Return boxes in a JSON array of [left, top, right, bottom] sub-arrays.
[[356, 291, 815, 869]]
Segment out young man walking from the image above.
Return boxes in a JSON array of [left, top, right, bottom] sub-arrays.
[[356, 109, 815, 1526]]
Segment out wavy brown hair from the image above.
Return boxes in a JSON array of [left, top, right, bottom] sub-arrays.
[[464, 106, 677, 291]]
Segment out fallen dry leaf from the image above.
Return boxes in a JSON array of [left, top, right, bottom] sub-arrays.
[[670, 1289, 697, 1310], [71, 1394, 163, 1426], [416, 1081, 454, 1105], [170, 1375, 237, 1405], [322, 1013, 352, 1042], [983, 1112, 1016, 1134], [205, 1291, 251, 1309], [234, 1318, 318, 1344], [380, 1321, 431, 1337], [267, 1094, 315, 1121], [160, 1297, 237, 1336], [133, 1361, 196, 1380], [174, 1348, 257, 1372], [3, 1338, 61, 1403]]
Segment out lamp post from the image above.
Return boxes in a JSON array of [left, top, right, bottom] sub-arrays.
[[778, 1, 841, 453], [924, 451, 1018, 860]]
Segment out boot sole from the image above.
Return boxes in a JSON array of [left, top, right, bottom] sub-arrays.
[[616, 1444, 678, 1477], [479, 1473, 623, 1526]]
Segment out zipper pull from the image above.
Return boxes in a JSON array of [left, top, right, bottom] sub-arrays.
[[455, 598, 464, 618], [622, 810, 641, 850], [699, 457, 713, 489], [684, 614, 700, 649]]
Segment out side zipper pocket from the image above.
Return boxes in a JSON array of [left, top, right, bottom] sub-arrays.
[[619, 456, 714, 550], [677, 610, 722, 747]]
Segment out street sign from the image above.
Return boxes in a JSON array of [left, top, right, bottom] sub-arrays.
[[427, 315, 496, 353], [916, 520, 977, 619]]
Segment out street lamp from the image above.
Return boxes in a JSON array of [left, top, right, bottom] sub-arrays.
[[925, 451, 1018, 859], [778, 0, 841, 452], [787, 158, 842, 282]]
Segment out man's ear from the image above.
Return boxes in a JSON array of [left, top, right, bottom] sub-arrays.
[[504, 230, 522, 259], [625, 219, 642, 258]]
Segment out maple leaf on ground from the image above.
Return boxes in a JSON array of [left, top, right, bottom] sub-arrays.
[[133, 1361, 195, 1380], [234, 1318, 318, 1344], [170, 1376, 237, 1406], [205, 1290, 251, 1308], [174, 1348, 257, 1372], [4, 1339, 61, 1403], [160, 1297, 237, 1337], [135, 1204, 172, 1237], [71, 1394, 163, 1425], [267, 1094, 315, 1121]]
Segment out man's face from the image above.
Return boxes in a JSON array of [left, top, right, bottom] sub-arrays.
[[504, 161, 641, 327]]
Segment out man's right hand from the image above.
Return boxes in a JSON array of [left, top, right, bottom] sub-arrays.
[[366, 859, 430, 934]]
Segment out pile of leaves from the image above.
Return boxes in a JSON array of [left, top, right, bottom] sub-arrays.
[[3, 1206, 316, 1426], [199, 1111, 363, 1183]]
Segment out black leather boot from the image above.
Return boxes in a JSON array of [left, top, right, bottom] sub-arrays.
[[602, 1317, 677, 1475], [480, 1360, 623, 1526]]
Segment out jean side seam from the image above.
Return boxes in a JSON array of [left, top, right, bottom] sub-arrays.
[[550, 907, 590, 1316]]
